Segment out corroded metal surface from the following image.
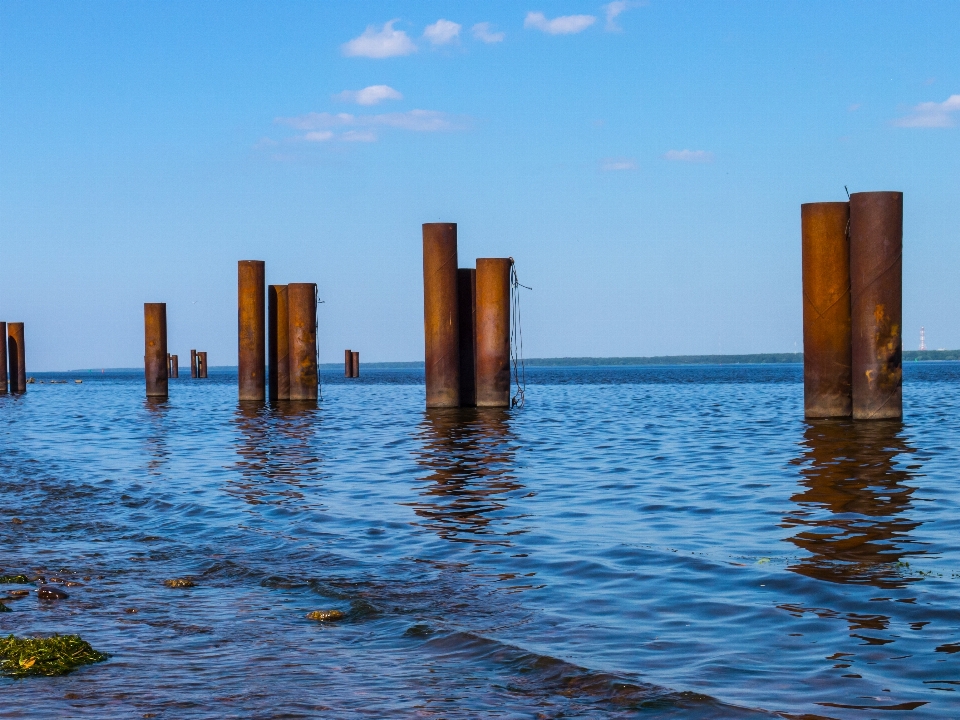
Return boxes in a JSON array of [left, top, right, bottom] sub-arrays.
[[198, 352, 208, 379], [850, 192, 903, 420], [422, 223, 460, 408], [457, 268, 477, 407], [287, 283, 317, 401], [475, 258, 512, 408], [0, 322, 7, 394], [190, 349, 198, 379], [238, 260, 265, 401], [268, 285, 290, 400], [351, 351, 359, 378], [801, 202, 852, 418], [143, 304, 167, 398], [345, 349, 352, 378], [168, 354, 179, 379], [7, 322, 26, 394]]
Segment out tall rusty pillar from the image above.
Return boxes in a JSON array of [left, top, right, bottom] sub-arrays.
[[7, 323, 25, 394], [144, 304, 168, 398], [238, 260, 265, 401], [801, 202, 852, 418], [268, 284, 290, 400], [850, 192, 903, 420], [190, 349, 198, 378], [475, 259, 512, 407], [457, 268, 477, 406], [351, 351, 359, 378], [344, 349, 352, 378], [422, 223, 460, 407], [288, 283, 318, 401], [0, 322, 7, 394], [198, 352, 208, 378]]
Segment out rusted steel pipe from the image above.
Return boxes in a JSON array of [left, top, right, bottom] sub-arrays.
[[475, 259, 512, 408], [351, 351, 359, 378], [287, 283, 317, 401], [0, 322, 7, 394], [7, 322, 26, 394], [801, 202, 852, 418], [422, 223, 460, 407], [238, 260, 266, 401], [457, 268, 477, 406], [191, 349, 198, 378], [144, 304, 168, 398], [345, 349, 352, 378], [268, 284, 290, 400], [168, 354, 179, 379], [850, 192, 903, 420], [198, 352, 208, 379]]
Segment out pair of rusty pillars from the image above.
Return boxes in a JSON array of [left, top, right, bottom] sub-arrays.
[[1, 322, 26, 394], [168, 354, 179, 378], [423, 223, 512, 408], [801, 192, 903, 420], [243, 261, 316, 402], [189, 349, 208, 379], [344, 350, 359, 378]]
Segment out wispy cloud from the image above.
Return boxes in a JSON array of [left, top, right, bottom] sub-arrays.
[[334, 85, 403, 106], [524, 11, 596, 35], [276, 109, 468, 143], [663, 149, 715, 163], [423, 19, 461, 45], [603, 1, 641, 31], [472, 22, 505, 43], [893, 94, 960, 128], [342, 20, 416, 58], [600, 157, 637, 171]]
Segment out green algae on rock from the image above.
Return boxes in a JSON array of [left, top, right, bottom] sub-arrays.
[[306, 609, 345, 622], [0, 635, 108, 678], [0, 576, 30, 584], [163, 578, 195, 588]]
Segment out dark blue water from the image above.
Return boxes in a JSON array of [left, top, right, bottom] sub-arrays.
[[2, 363, 960, 718]]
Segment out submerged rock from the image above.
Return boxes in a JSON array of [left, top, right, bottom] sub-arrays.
[[306, 609, 345, 622], [163, 578, 195, 589], [5, 590, 30, 599], [37, 586, 69, 600], [0, 603, 10, 613], [0, 634, 107, 677]]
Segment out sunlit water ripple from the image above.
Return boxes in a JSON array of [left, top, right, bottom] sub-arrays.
[[2, 363, 959, 718]]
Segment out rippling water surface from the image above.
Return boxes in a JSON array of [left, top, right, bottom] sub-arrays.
[[2, 363, 960, 718]]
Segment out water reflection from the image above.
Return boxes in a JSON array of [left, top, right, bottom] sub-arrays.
[[410, 408, 525, 546], [784, 420, 922, 588], [230, 401, 323, 507], [142, 398, 171, 476]]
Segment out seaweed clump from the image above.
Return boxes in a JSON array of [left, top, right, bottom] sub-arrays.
[[0, 576, 30, 584], [0, 635, 108, 678]]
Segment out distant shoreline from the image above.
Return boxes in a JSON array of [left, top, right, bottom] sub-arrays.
[[57, 349, 960, 373]]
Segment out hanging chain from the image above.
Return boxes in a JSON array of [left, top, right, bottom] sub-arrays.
[[509, 259, 530, 409]]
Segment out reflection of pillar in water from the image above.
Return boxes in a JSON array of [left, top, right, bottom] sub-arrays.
[[850, 192, 902, 420], [0, 322, 7, 394], [238, 260, 266, 401], [268, 284, 290, 400], [288, 283, 318, 401], [415, 408, 521, 544], [475, 259, 512, 408], [784, 420, 920, 588], [801, 202, 852, 418], [144, 305, 167, 398], [422, 223, 460, 408], [457, 268, 477, 407]]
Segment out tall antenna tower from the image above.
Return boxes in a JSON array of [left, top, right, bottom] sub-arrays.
[[920, 326, 927, 351]]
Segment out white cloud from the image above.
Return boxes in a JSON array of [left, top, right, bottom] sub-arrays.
[[893, 94, 960, 128], [663, 149, 715, 163], [334, 85, 403, 106], [472, 22, 505, 43], [524, 11, 596, 35], [276, 109, 469, 143], [341, 20, 417, 59], [600, 157, 637, 171], [423, 19, 461, 45], [604, 1, 640, 31]]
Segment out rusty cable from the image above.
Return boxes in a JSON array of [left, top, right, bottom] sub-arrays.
[[509, 259, 529, 409]]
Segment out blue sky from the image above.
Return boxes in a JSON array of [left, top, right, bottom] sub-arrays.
[[1, 1, 958, 370]]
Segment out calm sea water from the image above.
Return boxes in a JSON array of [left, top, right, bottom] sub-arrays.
[[2, 363, 960, 719]]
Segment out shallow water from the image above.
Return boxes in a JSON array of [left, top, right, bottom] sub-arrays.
[[2, 363, 959, 718]]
